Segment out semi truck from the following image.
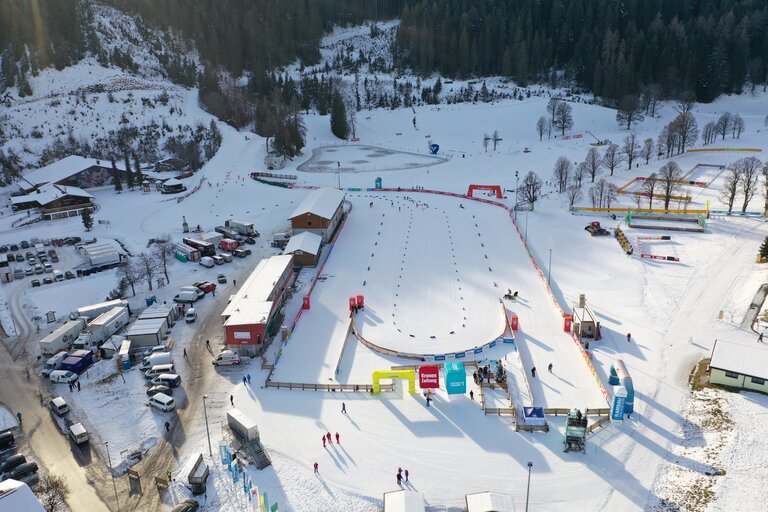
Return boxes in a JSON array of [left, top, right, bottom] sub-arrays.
[[225, 219, 257, 237], [39, 318, 87, 356], [72, 306, 129, 351], [76, 299, 130, 321], [60, 355, 91, 375]]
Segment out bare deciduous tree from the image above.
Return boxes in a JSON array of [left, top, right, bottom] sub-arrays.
[[606, 182, 619, 208], [602, 143, 625, 176], [35, 474, 70, 512], [622, 133, 639, 171], [536, 117, 547, 141], [702, 121, 717, 146], [640, 138, 654, 164], [732, 114, 745, 139], [152, 235, 175, 284], [589, 185, 601, 207], [674, 112, 698, 154], [658, 162, 684, 210], [519, 171, 543, 207], [566, 185, 582, 208], [734, 157, 762, 212], [552, 156, 572, 193], [547, 97, 562, 124], [553, 102, 574, 136], [721, 169, 740, 214], [584, 147, 602, 183], [117, 258, 145, 297], [137, 252, 159, 291], [715, 112, 732, 140], [574, 162, 587, 187], [616, 94, 644, 130], [640, 172, 659, 208]]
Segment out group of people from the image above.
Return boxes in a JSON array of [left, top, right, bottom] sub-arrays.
[[321, 431, 341, 448], [396, 467, 410, 485], [69, 380, 81, 392], [473, 365, 493, 384]]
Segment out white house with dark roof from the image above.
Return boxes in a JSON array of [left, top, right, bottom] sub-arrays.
[[288, 187, 345, 242]]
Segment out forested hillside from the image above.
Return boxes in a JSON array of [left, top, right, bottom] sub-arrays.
[[396, 0, 768, 102]]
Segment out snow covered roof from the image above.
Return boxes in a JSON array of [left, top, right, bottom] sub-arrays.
[[222, 254, 293, 327], [710, 339, 768, 379], [383, 490, 425, 512], [79, 240, 124, 257], [0, 480, 46, 512], [283, 231, 321, 256], [24, 155, 126, 186], [465, 491, 516, 512], [163, 178, 182, 186], [288, 187, 345, 220], [10, 183, 93, 206]]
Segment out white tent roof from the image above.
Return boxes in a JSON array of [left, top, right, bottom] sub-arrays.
[[10, 183, 93, 206], [0, 480, 46, 512], [466, 491, 516, 512], [710, 338, 768, 379], [288, 187, 345, 221], [283, 231, 321, 256], [23, 155, 126, 186], [383, 490, 425, 512], [163, 178, 183, 186]]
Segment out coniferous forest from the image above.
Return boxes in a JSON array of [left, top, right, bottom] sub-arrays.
[[395, 0, 768, 102]]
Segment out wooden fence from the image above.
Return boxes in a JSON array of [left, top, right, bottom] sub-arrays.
[[586, 415, 612, 433], [264, 381, 393, 392]]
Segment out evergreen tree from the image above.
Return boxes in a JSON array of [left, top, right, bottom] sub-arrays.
[[330, 90, 349, 140], [133, 153, 143, 187], [759, 236, 768, 261], [111, 159, 122, 192], [124, 151, 134, 190], [81, 208, 93, 231]]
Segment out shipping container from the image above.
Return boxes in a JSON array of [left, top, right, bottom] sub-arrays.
[[38, 318, 86, 356]]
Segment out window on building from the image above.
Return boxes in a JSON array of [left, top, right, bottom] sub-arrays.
[[307, 221, 312, 225], [724, 371, 739, 379], [751, 377, 765, 385]]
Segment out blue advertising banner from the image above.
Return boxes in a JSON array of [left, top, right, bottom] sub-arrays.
[[611, 394, 627, 421]]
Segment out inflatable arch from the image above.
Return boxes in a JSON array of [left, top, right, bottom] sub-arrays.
[[372, 369, 417, 394]]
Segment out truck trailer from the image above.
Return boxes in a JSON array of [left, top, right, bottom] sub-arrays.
[[38, 318, 86, 356], [76, 299, 130, 321], [225, 219, 256, 236], [72, 306, 129, 351]]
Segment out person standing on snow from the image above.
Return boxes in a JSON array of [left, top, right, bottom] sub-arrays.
[[326, 432, 332, 444], [548, 363, 553, 373], [627, 332, 631, 342], [397, 472, 402, 485], [335, 432, 340, 444], [314, 462, 319, 473], [531, 367, 536, 378], [405, 469, 409, 482], [322, 436, 326, 448]]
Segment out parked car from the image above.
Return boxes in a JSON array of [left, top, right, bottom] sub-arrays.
[[25, 251, 35, 260], [244, 237, 257, 245], [48, 249, 57, 257], [42, 277, 53, 285], [43, 263, 53, 273], [233, 248, 249, 258], [7, 461, 38, 480], [49, 397, 70, 416], [184, 308, 197, 323], [5, 254, 14, 263], [213, 350, 241, 366], [30, 279, 41, 288], [68, 423, 89, 444], [173, 290, 198, 303], [144, 364, 176, 380], [170, 499, 200, 512], [193, 281, 216, 294], [140, 346, 169, 358], [217, 274, 227, 284], [148, 393, 176, 412], [65, 237, 81, 245], [0, 245, 7, 253], [34, 265, 43, 274], [24, 267, 33, 276], [220, 252, 233, 263], [211, 255, 225, 265], [151, 374, 182, 388], [9, 244, 18, 252], [0, 454, 26, 474], [146, 385, 173, 397], [65, 271, 75, 280], [20, 240, 29, 249], [50, 253, 59, 263], [14, 253, 23, 262], [13, 268, 24, 280], [49, 370, 78, 384]]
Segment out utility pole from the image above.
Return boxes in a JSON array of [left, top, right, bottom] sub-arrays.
[[203, 395, 212, 457], [515, 171, 519, 220], [525, 461, 533, 512], [105, 442, 121, 512]]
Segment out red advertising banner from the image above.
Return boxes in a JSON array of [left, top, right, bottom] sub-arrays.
[[419, 365, 440, 389]]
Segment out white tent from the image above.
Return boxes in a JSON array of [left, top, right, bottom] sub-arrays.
[[466, 491, 516, 512], [383, 490, 426, 512]]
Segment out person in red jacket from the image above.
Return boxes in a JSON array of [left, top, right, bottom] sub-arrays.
[[322, 436, 326, 448], [335, 432, 340, 444], [314, 462, 318, 473]]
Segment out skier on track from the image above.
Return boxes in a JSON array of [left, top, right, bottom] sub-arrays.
[[335, 432, 340, 444], [548, 363, 553, 373], [322, 436, 326, 448], [531, 367, 536, 378], [627, 332, 632, 342]]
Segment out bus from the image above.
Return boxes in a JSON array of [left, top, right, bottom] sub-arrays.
[[182, 237, 215, 257]]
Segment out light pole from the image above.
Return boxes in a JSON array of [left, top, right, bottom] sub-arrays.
[[203, 395, 212, 457], [548, 249, 552, 286], [104, 442, 121, 512], [337, 162, 341, 190], [525, 461, 533, 512], [514, 171, 519, 220]]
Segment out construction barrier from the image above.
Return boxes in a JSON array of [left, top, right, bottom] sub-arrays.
[[687, 147, 762, 153], [640, 254, 680, 262]]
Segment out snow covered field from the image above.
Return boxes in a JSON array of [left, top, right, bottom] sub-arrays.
[[2, 23, 768, 511]]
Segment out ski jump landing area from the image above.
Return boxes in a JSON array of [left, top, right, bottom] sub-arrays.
[[273, 192, 606, 408], [297, 144, 447, 173]]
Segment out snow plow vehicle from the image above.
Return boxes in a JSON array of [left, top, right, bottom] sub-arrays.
[[585, 221, 610, 236]]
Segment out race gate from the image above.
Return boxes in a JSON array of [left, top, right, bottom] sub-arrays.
[[467, 184, 503, 199], [371, 369, 417, 394]]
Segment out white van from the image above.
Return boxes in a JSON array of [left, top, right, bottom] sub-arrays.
[[140, 352, 173, 371], [273, 232, 291, 242], [148, 392, 176, 412], [42, 351, 69, 376], [44, 263, 53, 273], [53, 270, 65, 282], [180, 286, 204, 299], [68, 423, 89, 444], [199, 256, 215, 268], [144, 363, 175, 379], [211, 255, 225, 265], [49, 396, 69, 416], [151, 373, 182, 388], [173, 290, 199, 303], [185, 308, 197, 323], [212, 350, 241, 366]]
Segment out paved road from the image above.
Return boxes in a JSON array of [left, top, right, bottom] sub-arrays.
[[0, 285, 110, 511]]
